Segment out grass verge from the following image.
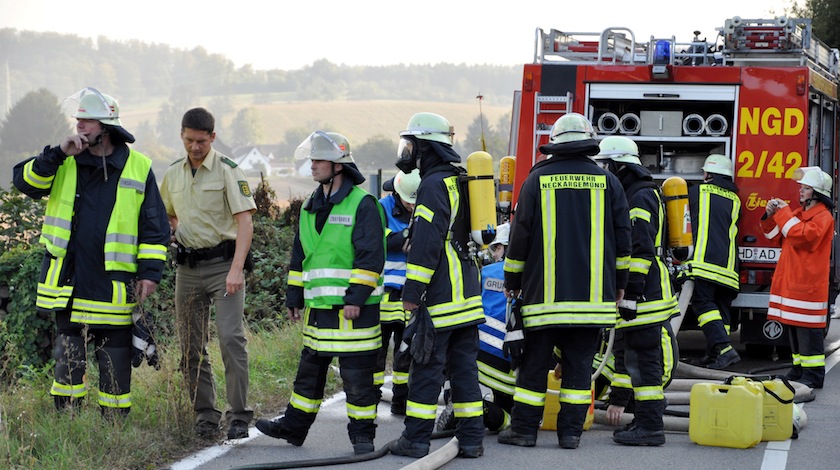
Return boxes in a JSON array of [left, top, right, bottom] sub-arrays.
[[0, 321, 343, 469]]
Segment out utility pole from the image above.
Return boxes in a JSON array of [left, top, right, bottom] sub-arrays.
[[476, 92, 487, 152]]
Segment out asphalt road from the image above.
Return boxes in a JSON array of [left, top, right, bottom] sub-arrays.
[[166, 321, 840, 470]]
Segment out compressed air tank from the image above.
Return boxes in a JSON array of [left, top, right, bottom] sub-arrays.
[[662, 176, 693, 260], [498, 156, 516, 214], [467, 151, 498, 245]]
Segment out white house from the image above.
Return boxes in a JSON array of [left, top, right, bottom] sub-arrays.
[[234, 147, 273, 175]]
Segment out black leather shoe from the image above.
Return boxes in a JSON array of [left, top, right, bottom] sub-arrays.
[[227, 419, 249, 440], [255, 418, 305, 446], [195, 420, 220, 439], [707, 348, 740, 370], [352, 435, 375, 455], [558, 435, 581, 449], [614, 426, 665, 446], [498, 428, 537, 447], [458, 444, 484, 458], [389, 436, 430, 458], [613, 422, 635, 437]]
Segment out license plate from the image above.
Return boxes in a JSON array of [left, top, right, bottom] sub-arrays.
[[738, 247, 781, 263]]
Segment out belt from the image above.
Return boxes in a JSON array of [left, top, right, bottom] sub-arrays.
[[177, 240, 234, 267]]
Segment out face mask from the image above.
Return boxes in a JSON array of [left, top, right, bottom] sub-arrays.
[[396, 137, 418, 173]]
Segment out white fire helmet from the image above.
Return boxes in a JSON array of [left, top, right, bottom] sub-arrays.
[[794, 166, 832, 197], [702, 154, 734, 178], [595, 136, 642, 165], [490, 222, 510, 248], [549, 113, 596, 144], [294, 131, 354, 163], [393, 169, 421, 204]]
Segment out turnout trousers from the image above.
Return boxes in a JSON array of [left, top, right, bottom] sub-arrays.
[[52, 311, 133, 414], [283, 347, 379, 442], [613, 325, 665, 431], [788, 325, 825, 387], [403, 326, 485, 447], [691, 279, 736, 352], [510, 327, 600, 439]]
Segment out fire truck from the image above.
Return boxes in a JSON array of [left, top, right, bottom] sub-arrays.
[[506, 16, 840, 354]]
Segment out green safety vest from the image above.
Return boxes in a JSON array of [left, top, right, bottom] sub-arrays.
[[298, 186, 384, 308]]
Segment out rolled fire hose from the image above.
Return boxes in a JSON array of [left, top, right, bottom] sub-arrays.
[[399, 437, 460, 470]]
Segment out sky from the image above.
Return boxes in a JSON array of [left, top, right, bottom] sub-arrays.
[[0, 0, 797, 71]]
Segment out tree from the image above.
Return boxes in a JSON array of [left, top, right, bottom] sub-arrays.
[[789, 0, 840, 48], [0, 88, 70, 188], [355, 135, 397, 170], [156, 85, 200, 149], [463, 112, 511, 164], [230, 107, 263, 148]]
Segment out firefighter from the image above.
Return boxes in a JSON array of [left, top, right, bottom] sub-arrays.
[[594, 136, 678, 446], [255, 131, 386, 455], [499, 113, 632, 450], [477, 223, 516, 433], [376, 169, 420, 415], [678, 154, 741, 369], [762, 167, 834, 389], [388, 112, 486, 459], [12, 87, 169, 417]]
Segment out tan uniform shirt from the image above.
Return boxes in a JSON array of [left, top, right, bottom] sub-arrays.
[[161, 148, 256, 249]]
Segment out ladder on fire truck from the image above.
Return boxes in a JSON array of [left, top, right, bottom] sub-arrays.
[[533, 17, 840, 82], [720, 17, 839, 85]]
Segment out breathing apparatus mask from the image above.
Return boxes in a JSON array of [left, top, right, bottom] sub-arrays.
[[396, 136, 420, 173]]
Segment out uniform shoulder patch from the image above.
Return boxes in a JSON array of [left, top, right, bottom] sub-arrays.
[[220, 156, 238, 168], [170, 157, 186, 166], [238, 181, 252, 198]]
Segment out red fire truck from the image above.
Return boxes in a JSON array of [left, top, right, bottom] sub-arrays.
[[506, 17, 840, 354]]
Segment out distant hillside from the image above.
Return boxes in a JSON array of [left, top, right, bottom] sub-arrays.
[[121, 98, 512, 152]]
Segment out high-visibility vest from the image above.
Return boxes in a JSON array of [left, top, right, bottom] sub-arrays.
[[298, 186, 384, 308], [40, 150, 167, 271]]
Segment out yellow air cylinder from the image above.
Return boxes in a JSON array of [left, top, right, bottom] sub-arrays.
[[689, 378, 763, 448], [541, 371, 594, 431], [662, 176, 693, 260], [498, 156, 516, 214], [467, 151, 497, 245]]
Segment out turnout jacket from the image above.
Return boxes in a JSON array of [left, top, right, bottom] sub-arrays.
[[402, 163, 485, 330], [616, 166, 678, 330], [680, 178, 740, 291], [761, 203, 834, 329], [379, 193, 412, 323], [286, 178, 386, 354], [13, 144, 169, 327], [504, 153, 632, 330]]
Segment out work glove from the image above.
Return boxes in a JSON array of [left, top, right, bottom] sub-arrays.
[[401, 303, 436, 365], [503, 296, 526, 371], [617, 298, 637, 322], [131, 309, 160, 369]]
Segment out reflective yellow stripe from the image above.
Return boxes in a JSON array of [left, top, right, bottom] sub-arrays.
[[50, 381, 87, 398], [559, 387, 590, 405], [513, 386, 546, 407], [288, 270, 304, 287], [634, 386, 664, 401], [346, 402, 377, 420], [23, 159, 54, 189], [414, 205, 434, 223], [406, 263, 434, 283], [290, 392, 322, 414], [406, 400, 437, 420], [503, 257, 524, 274], [697, 309, 722, 327], [98, 391, 132, 408], [630, 207, 651, 223], [453, 401, 483, 418]]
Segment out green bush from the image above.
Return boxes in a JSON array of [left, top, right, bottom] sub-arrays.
[[0, 245, 52, 379]]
